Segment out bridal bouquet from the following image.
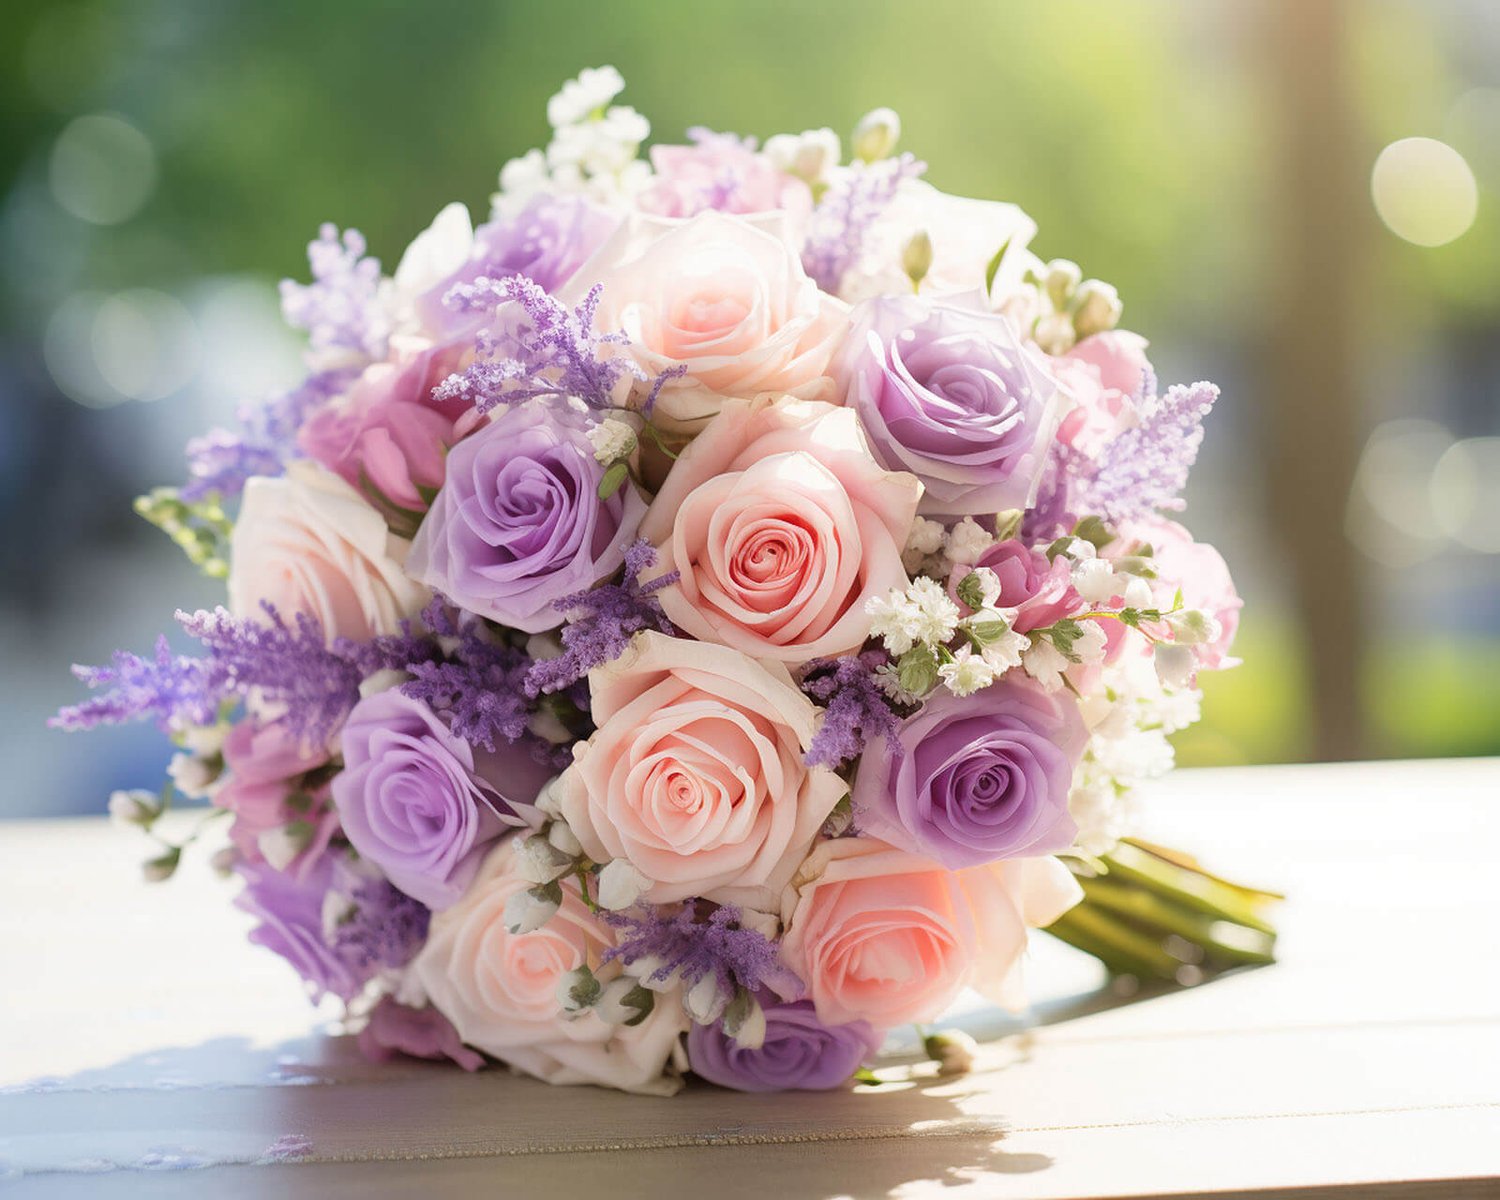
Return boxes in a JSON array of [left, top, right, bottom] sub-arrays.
[[55, 68, 1269, 1096]]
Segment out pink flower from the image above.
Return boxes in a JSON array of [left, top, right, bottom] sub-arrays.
[[356, 996, 485, 1072], [1053, 331, 1151, 456], [228, 461, 430, 644], [556, 631, 845, 908], [640, 397, 921, 664], [1120, 517, 1241, 670], [779, 837, 1081, 1029], [639, 131, 812, 224], [215, 718, 336, 878], [564, 211, 848, 435], [412, 838, 689, 1095], [298, 339, 471, 514], [951, 539, 1083, 633]]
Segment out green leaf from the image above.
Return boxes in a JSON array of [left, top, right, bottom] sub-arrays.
[[1047, 618, 1085, 661], [1071, 515, 1115, 552], [966, 619, 1012, 648], [955, 571, 986, 610], [597, 460, 630, 499], [984, 237, 1012, 295], [897, 644, 939, 696]]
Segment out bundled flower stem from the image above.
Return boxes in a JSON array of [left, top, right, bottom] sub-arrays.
[[1048, 839, 1281, 983]]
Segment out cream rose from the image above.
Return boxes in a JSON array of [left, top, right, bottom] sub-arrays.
[[556, 631, 844, 909], [413, 837, 689, 1096], [779, 837, 1081, 1030], [228, 460, 429, 643], [563, 210, 849, 436], [639, 397, 921, 664]]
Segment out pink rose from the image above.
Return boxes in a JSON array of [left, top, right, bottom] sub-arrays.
[[640, 398, 922, 664], [215, 718, 336, 878], [639, 130, 813, 225], [1053, 331, 1151, 456], [228, 461, 430, 644], [1119, 517, 1241, 670], [779, 837, 1081, 1029], [298, 339, 472, 514], [556, 631, 845, 908], [564, 211, 848, 435], [951, 539, 1083, 634], [413, 838, 689, 1096]]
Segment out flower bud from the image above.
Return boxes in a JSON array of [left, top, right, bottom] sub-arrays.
[[1166, 608, 1222, 646], [321, 889, 356, 940], [257, 820, 314, 871], [209, 846, 238, 877], [504, 880, 561, 934], [167, 751, 218, 799], [516, 832, 575, 884], [721, 989, 767, 1050], [358, 669, 410, 700], [546, 819, 583, 859], [684, 972, 729, 1024], [852, 107, 901, 162], [1154, 642, 1197, 689], [625, 953, 682, 993], [142, 846, 180, 883], [923, 1028, 978, 1076], [1071, 557, 1121, 604], [533, 775, 565, 819], [765, 128, 840, 183], [528, 706, 574, 745], [956, 567, 1003, 612], [902, 230, 933, 291], [596, 858, 651, 911], [1122, 576, 1155, 611], [556, 965, 602, 1014], [109, 789, 159, 828], [1071, 279, 1123, 340], [1033, 310, 1076, 356], [1042, 258, 1082, 310], [593, 977, 656, 1027]]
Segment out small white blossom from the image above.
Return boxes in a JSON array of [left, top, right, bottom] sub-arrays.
[[1166, 608, 1222, 646], [852, 107, 902, 162], [1122, 576, 1155, 611], [528, 707, 574, 745], [358, 668, 409, 700], [907, 576, 961, 644], [517, 832, 575, 885], [321, 889, 356, 941], [179, 722, 228, 757], [974, 620, 1030, 674], [1034, 310, 1076, 356], [685, 973, 729, 1024], [944, 516, 996, 567], [624, 954, 682, 993], [924, 1029, 979, 1077], [938, 647, 996, 696], [108, 789, 157, 828], [596, 858, 651, 911], [902, 516, 946, 573], [722, 991, 767, 1050], [1074, 621, 1109, 666], [962, 567, 1004, 610], [593, 976, 653, 1026], [1058, 535, 1097, 561], [533, 775, 565, 820], [586, 416, 638, 464], [556, 964, 602, 1014], [764, 127, 840, 183], [872, 662, 922, 706], [209, 846, 238, 877], [1071, 557, 1121, 604], [167, 752, 215, 799], [257, 823, 311, 871], [1153, 642, 1197, 689], [504, 885, 560, 935], [141, 850, 179, 883], [1072, 279, 1123, 339], [866, 589, 919, 656], [546, 66, 627, 128], [546, 820, 583, 859], [1023, 636, 1071, 692]]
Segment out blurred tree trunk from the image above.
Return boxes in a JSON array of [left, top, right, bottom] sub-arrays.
[[1257, 0, 1368, 760]]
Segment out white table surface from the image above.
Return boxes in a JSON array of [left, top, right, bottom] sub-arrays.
[[2, 759, 1498, 1199]]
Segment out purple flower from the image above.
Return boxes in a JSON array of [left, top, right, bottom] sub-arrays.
[[834, 295, 1067, 517], [235, 855, 362, 1003], [405, 404, 645, 632], [687, 1000, 881, 1092], [852, 679, 1087, 869], [357, 996, 485, 1072], [333, 690, 547, 909]]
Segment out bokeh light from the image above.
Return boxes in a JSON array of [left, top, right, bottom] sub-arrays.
[[1430, 436, 1500, 554], [91, 289, 201, 403], [48, 113, 157, 226], [1370, 136, 1478, 247]]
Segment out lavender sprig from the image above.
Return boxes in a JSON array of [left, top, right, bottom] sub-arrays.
[[1065, 380, 1219, 525], [523, 540, 677, 697], [278, 224, 390, 363], [800, 652, 904, 769], [330, 875, 431, 974], [52, 604, 435, 746], [602, 904, 801, 1000], [801, 154, 926, 294]]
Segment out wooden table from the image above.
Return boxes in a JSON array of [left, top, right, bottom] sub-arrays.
[[3, 759, 1497, 1198]]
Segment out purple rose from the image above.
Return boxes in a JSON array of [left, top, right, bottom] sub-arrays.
[[687, 1000, 882, 1092], [406, 404, 646, 632], [357, 996, 485, 1072], [853, 679, 1086, 869], [332, 690, 546, 909], [235, 854, 362, 1002], [412, 194, 618, 335], [835, 296, 1066, 517]]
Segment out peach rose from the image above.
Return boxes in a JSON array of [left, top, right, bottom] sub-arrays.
[[779, 837, 1081, 1029], [556, 631, 844, 909], [639, 398, 921, 664], [413, 838, 689, 1096], [563, 210, 848, 436], [229, 461, 429, 643]]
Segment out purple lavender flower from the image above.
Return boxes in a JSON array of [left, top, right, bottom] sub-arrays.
[[279, 224, 390, 363], [602, 904, 801, 1001], [329, 873, 431, 974], [687, 999, 882, 1092], [800, 652, 903, 770], [523, 539, 676, 697], [801, 154, 925, 294]]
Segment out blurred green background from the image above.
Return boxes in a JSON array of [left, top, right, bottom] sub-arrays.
[[2, 0, 1497, 816]]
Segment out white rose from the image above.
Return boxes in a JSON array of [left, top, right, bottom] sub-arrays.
[[228, 461, 429, 644]]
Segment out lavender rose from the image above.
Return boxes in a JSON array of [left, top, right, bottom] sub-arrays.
[[406, 403, 646, 632], [332, 690, 547, 909], [853, 679, 1087, 869], [234, 855, 362, 1002], [834, 295, 1067, 517], [687, 1000, 882, 1092]]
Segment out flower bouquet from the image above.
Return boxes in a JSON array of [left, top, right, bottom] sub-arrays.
[[56, 68, 1276, 1096]]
